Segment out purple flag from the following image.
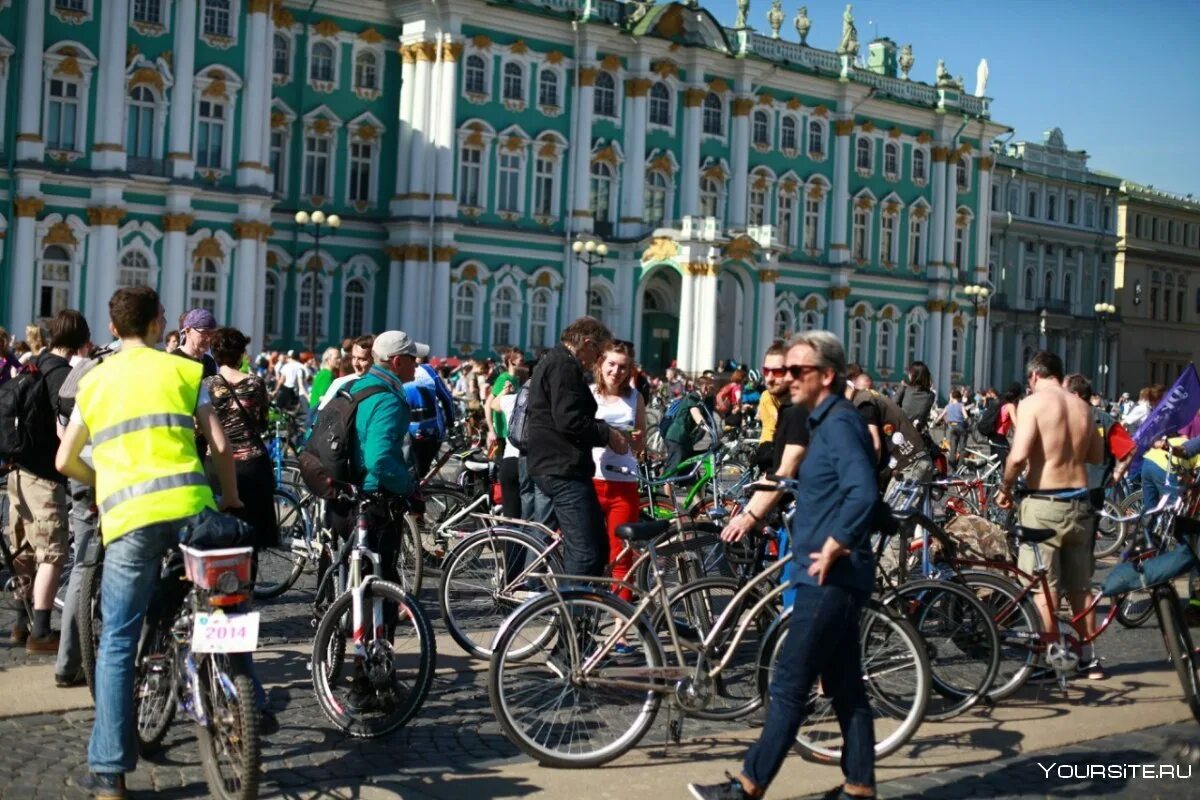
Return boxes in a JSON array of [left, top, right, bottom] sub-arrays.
[[1131, 364, 1200, 469]]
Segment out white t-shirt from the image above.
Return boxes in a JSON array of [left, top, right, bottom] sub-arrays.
[[319, 373, 359, 410], [592, 386, 639, 482], [499, 393, 520, 460], [278, 360, 308, 391]]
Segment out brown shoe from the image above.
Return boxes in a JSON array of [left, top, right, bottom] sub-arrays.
[[25, 631, 60, 654], [9, 623, 29, 645]]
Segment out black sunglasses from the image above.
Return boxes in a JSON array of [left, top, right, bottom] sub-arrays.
[[786, 365, 824, 379]]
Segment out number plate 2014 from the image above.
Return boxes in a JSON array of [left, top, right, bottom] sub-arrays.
[[192, 612, 261, 653]]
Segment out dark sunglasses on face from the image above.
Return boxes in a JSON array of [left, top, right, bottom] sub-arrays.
[[786, 365, 824, 379], [762, 366, 789, 378]]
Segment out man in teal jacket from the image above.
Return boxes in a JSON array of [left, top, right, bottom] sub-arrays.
[[351, 330, 427, 497]]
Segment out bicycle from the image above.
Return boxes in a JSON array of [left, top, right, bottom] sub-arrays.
[[487, 477, 930, 768], [310, 482, 436, 737]]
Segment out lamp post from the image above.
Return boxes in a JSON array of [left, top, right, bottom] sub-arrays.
[[964, 283, 990, 389], [572, 237, 608, 318], [294, 209, 341, 352], [1094, 301, 1116, 396]]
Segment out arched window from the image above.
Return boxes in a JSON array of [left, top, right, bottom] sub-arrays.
[[196, 99, 226, 168], [780, 116, 797, 151], [118, 250, 150, 288], [38, 245, 72, 320], [453, 282, 477, 344], [464, 54, 486, 94], [884, 142, 899, 178], [912, 149, 927, 182], [189, 257, 220, 314], [908, 213, 926, 266], [538, 70, 559, 107], [1063, 273, 1073, 305], [855, 137, 871, 170], [777, 191, 795, 248], [502, 62, 523, 101], [649, 82, 671, 126], [802, 310, 822, 331], [852, 206, 870, 261], [1043, 270, 1054, 301], [588, 289, 608, 326], [342, 277, 367, 338], [47, 77, 81, 151], [1027, 191, 1038, 217], [529, 287, 552, 348], [594, 72, 616, 117], [849, 317, 869, 366], [354, 51, 378, 90], [491, 285, 518, 347], [590, 161, 612, 224], [877, 319, 896, 372], [310, 42, 334, 83], [773, 307, 793, 340], [458, 143, 482, 207], [1047, 193, 1057, 221], [700, 177, 720, 218], [1024, 267, 1035, 301], [702, 93, 723, 135], [808, 120, 824, 157], [644, 171, 667, 226], [272, 33, 290, 79], [126, 85, 156, 160], [752, 110, 770, 147], [296, 271, 325, 343], [263, 271, 280, 337], [956, 157, 969, 191], [905, 319, 923, 365]]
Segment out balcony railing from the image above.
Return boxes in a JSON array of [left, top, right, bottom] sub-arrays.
[[127, 157, 165, 177]]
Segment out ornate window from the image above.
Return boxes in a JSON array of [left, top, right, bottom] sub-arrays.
[[808, 119, 825, 157], [311, 42, 335, 83], [491, 285, 518, 347], [1063, 272, 1073, 305], [954, 223, 966, 268], [852, 207, 870, 261], [296, 272, 326, 343], [453, 283, 477, 344], [497, 150, 521, 213], [502, 62, 523, 102], [950, 325, 963, 373], [702, 93, 723, 136], [909, 212, 926, 266], [649, 82, 671, 127], [272, 33, 290, 80], [529, 287, 552, 349], [303, 132, 332, 198], [956, 157, 969, 191], [1043, 270, 1054, 301], [855, 137, 872, 172], [189, 257, 220, 314], [777, 191, 795, 249], [752, 110, 770, 148], [126, 85, 156, 160], [195, 99, 226, 169], [773, 307, 793, 340], [880, 211, 898, 265], [1047, 193, 1057, 222], [912, 148, 926, 183], [202, 0, 232, 37], [884, 142, 899, 178], [534, 155, 555, 217], [1067, 197, 1077, 225], [458, 143, 482, 207], [802, 310, 822, 331], [354, 51, 379, 91], [804, 193, 821, 251], [1027, 191, 1037, 218], [877, 319, 896, 373], [780, 116, 797, 151], [46, 78, 81, 151], [1024, 267, 1035, 301], [905, 318, 923, 365], [117, 250, 150, 288], [133, 0, 164, 26], [269, 128, 287, 194], [464, 55, 486, 95], [38, 246, 72, 320], [348, 140, 373, 204], [748, 185, 766, 227], [590, 161, 613, 225], [644, 171, 667, 226], [849, 317, 868, 367], [263, 271, 280, 338], [594, 72, 616, 117], [342, 277, 367, 338], [538, 70, 558, 107], [700, 177, 720, 218]]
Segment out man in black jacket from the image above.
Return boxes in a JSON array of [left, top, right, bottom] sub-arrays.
[[526, 316, 629, 576]]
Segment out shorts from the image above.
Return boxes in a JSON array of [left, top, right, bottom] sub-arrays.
[[7, 469, 69, 568], [1016, 495, 1093, 594]]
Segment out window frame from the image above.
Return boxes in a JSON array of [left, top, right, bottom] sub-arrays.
[[593, 71, 618, 118], [648, 82, 672, 129], [702, 92, 724, 138]]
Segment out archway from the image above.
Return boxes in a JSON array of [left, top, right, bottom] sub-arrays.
[[635, 265, 680, 375], [715, 264, 756, 366]]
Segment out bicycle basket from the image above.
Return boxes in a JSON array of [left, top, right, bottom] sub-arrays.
[[181, 545, 254, 593], [1102, 545, 1199, 598]]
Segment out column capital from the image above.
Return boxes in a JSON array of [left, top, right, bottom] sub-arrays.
[[433, 246, 458, 262], [87, 206, 126, 226], [833, 119, 855, 136], [162, 213, 195, 232], [400, 44, 417, 64], [685, 261, 717, 277], [931, 146, 950, 163], [926, 299, 946, 312], [246, 0, 270, 13], [233, 220, 272, 240], [386, 245, 406, 262], [441, 41, 463, 62], [829, 286, 851, 300], [14, 197, 45, 218], [978, 156, 994, 172], [683, 87, 706, 107], [579, 67, 600, 87], [414, 41, 437, 62], [731, 97, 754, 117], [625, 77, 653, 97], [406, 244, 430, 261], [757, 269, 779, 283]]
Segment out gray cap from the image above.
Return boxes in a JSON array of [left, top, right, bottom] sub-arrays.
[[372, 330, 430, 360]]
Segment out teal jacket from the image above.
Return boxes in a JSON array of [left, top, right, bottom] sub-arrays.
[[351, 365, 414, 496]]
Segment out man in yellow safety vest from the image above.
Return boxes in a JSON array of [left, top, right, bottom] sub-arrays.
[[56, 286, 242, 800]]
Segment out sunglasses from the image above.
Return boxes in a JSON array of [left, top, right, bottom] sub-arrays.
[[761, 366, 789, 378], [786, 365, 824, 379]]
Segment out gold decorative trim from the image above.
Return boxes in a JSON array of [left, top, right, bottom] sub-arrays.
[[812, 105, 829, 118], [829, 286, 851, 300], [888, 127, 902, 139], [916, 131, 932, 144], [686, 261, 718, 277], [202, 77, 229, 100], [472, 34, 492, 49], [386, 246, 406, 261], [723, 236, 757, 261], [546, 50, 565, 65], [44, 221, 78, 246], [649, 154, 674, 175], [931, 147, 949, 163], [54, 56, 83, 79], [625, 78, 652, 97], [358, 26, 384, 44], [731, 98, 753, 116], [129, 66, 165, 92], [641, 237, 678, 264], [600, 54, 621, 71], [92, 143, 124, 153], [591, 145, 619, 165], [194, 237, 224, 259], [926, 299, 946, 312], [247, 0, 270, 13], [758, 270, 779, 283], [400, 44, 416, 64], [833, 119, 855, 136], [14, 197, 46, 218], [354, 123, 378, 142], [162, 213, 194, 232], [414, 41, 436, 61], [272, 5, 294, 27], [978, 156, 994, 172], [579, 67, 599, 87], [434, 246, 458, 262], [786, 97, 802, 110], [860, 120, 875, 133], [683, 87, 706, 107], [313, 18, 340, 37], [442, 42, 463, 62], [86, 206, 126, 226], [16, 133, 42, 143], [652, 60, 678, 78], [270, 111, 288, 129], [707, 77, 729, 93]]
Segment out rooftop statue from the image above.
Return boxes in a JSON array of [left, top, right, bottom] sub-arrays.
[[974, 58, 989, 97], [735, 0, 749, 29], [898, 43, 914, 80], [794, 5, 811, 45], [767, 0, 784, 38], [836, 4, 859, 56]]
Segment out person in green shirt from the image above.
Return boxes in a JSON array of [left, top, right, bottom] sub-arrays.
[[307, 347, 341, 424], [487, 347, 524, 446]]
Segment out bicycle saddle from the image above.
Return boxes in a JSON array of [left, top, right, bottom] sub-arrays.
[[615, 520, 672, 542], [1016, 526, 1055, 544]]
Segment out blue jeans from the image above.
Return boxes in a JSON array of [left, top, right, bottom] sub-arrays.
[[743, 583, 874, 791], [55, 479, 99, 677], [532, 475, 607, 576]]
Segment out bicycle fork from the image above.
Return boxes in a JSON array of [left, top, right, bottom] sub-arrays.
[[348, 518, 385, 663]]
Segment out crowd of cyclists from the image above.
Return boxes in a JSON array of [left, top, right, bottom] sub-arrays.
[[2, 284, 1200, 800]]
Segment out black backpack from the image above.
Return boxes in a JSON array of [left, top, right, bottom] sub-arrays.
[[0, 360, 68, 468], [506, 383, 532, 452], [297, 382, 388, 499], [975, 400, 1002, 439]]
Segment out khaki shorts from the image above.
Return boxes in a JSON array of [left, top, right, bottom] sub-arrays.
[[7, 469, 69, 568], [1016, 495, 1094, 594]]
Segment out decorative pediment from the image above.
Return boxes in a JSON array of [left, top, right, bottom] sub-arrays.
[[313, 18, 340, 38], [358, 27, 383, 44], [722, 235, 759, 262], [44, 221, 77, 246], [641, 237, 679, 265], [194, 237, 223, 260]]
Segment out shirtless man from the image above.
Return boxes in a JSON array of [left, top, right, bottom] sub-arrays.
[[996, 351, 1105, 679]]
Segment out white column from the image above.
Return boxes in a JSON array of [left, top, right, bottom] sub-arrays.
[[974, 312, 988, 388], [567, 255, 588, 322], [86, 211, 122, 329], [433, 40, 460, 218], [756, 271, 776, 355], [676, 267, 696, 372], [1072, 336, 1083, 376], [231, 227, 259, 336], [407, 43, 435, 219], [401, 250, 422, 336], [392, 47, 418, 214], [430, 250, 452, 355], [829, 119, 852, 263], [728, 97, 751, 229], [385, 247, 404, 328], [571, 56, 597, 228], [991, 323, 1005, 388], [925, 301, 943, 387], [8, 199, 42, 332], [619, 77, 649, 237], [92, 0, 130, 171], [974, 153, 993, 279], [827, 286, 847, 343], [160, 207, 193, 326], [237, 5, 270, 188], [930, 147, 948, 272], [168, 0, 198, 179], [939, 305, 954, 395], [251, 247, 266, 351], [679, 89, 701, 218], [693, 268, 719, 371], [943, 152, 959, 273], [15, 0, 46, 161], [615, 258, 635, 340], [257, 11, 275, 177]]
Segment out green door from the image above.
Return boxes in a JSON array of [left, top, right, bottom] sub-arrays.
[[640, 311, 678, 374]]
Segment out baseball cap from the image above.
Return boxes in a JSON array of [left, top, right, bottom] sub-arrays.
[[372, 330, 430, 360], [181, 308, 217, 331]]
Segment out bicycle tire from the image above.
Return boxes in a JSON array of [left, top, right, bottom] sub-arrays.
[[956, 570, 1042, 701], [632, 521, 730, 593], [252, 490, 310, 600], [1155, 586, 1200, 724], [311, 579, 436, 738], [396, 511, 425, 594], [197, 658, 261, 800], [488, 590, 663, 768], [79, 560, 103, 699], [1094, 498, 1128, 559], [881, 579, 1001, 722], [649, 576, 777, 721], [759, 601, 930, 763], [439, 527, 561, 659], [135, 616, 177, 755], [1116, 590, 1156, 628]]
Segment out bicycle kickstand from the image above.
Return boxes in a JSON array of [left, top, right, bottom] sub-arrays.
[[663, 703, 685, 747]]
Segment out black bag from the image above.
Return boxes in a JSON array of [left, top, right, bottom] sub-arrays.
[[975, 401, 1002, 439], [297, 383, 388, 499], [0, 360, 67, 467], [506, 383, 532, 452], [179, 507, 256, 550]]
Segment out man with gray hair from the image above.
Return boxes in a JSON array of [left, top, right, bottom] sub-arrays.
[[691, 330, 877, 800]]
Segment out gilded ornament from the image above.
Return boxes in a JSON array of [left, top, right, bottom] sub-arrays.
[[702, 164, 726, 180], [400, 44, 416, 64], [162, 213, 194, 232], [358, 27, 384, 44], [723, 236, 757, 261], [272, 6, 294, 27], [535, 271, 553, 287], [194, 237, 223, 259], [44, 221, 77, 246], [652, 60, 678, 78], [546, 51, 565, 65], [752, 174, 768, 191], [707, 77, 729, 93], [270, 111, 287, 129], [129, 67, 165, 92], [266, 251, 279, 267], [683, 87, 707, 107], [786, 97, 801, 110], [758, 269, 779, 283], [854, 196, 873, 210], [442, 42, 463, 61], [757, 93, 774, 106], [811, 105, 828, 118], [625, 78, 652, 97], [641, 237, 679, 264], [649, 154, 674, 174], [54, 56, 83, 79], [888, 127, 902, 139], [311, 118, 332, 135], [434, 247, 458, 262], [356, 123, 378, 142], [537, 140, 558, 158], [925, 299, 945, 312], [386, 246, 405, 261], [202, 78, 228, 99], [592, 145, 619, 165], [911, 206, 927, 220], [472, 34, 492, 49], [978, 156, 994, 171], [731, 98, 754, 116], [313, 19, 341, 37], [931, 147, 948, 163], [860, 120, 874, 133], [779, 178, 797, 193], [247, 0, 270, 13], [14, 197, 46, 218], [916, 131, 932, 144], [511, 40, 530, 55], [579, 67, 599, 86], [86, 207, 126, 226], [829, 286, 851, 300], [833, 119, 854, 136], [461, 264, 479, 281], [600, 54, 620, 70], [766, 0, 784, 38], [794, 6, 811, 45], [414, 41, 437, 61], [503, 135, 525, 152]]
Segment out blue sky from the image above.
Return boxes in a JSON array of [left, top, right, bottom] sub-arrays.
[[703, 0, 1200, 195]]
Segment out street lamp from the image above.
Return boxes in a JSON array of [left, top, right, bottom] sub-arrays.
[[963, 284, 990, 387], [294, 209, 341, 352], [1094, 302, 1116, 396], [572, 237, 608, 317]]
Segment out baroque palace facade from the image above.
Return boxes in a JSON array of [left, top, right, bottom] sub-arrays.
[[3, 0, 1014, 393]]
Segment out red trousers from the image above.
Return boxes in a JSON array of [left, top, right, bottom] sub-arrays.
[[593, 478, 639, 600]]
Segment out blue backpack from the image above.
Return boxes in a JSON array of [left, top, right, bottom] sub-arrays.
[[404, 383, 441, 440], [657, 396, 686, 438]]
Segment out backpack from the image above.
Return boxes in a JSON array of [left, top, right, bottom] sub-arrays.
[[297, 382, 388, 499], [0, 358, 68, 468], [658, 396, 686, 438], [404, 383, 440, 440], [506, 383, 532, 451], [975, 401, 1002, 439]]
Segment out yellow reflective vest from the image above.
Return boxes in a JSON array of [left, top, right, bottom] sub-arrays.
[[75, 346, 215, 544]]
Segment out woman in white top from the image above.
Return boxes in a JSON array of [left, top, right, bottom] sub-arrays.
[[591, 341, 646, 604]]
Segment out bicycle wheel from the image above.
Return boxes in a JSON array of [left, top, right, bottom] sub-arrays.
[[1094, 498, 1128, 559], [1116, 590, 1156, 628], [253, 490, 310, 600], [633, 521, 730, 593], [439, 527, 560, 659], [957, 570, 1041, 701], [489, 590, 663, 768], [882, 580, 1000, 721], [311, 579, 436, 738], [418, 486, 481, 564], [197, 656, 261, 800], [651, 576, 777, 721], [79, 560, 103, 699], [760, 601, 929, 762], [1155, 586, 1200, 724], [395, 512, 425, 594], [135, 616, 177, 755]]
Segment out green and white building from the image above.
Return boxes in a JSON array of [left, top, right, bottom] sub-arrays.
[[0, 0, 1009, 394]]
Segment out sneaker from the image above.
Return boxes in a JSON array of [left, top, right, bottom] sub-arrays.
[[1075, 658, 1107, 680], [55, 670, 87, 688], [688, 773, 751, 800], [26, 631, 60, 654], [345, 678, 379, 714], [612, 641, 640, 657], [9, 623, 29, 645], [81, 772, 127, 800]]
